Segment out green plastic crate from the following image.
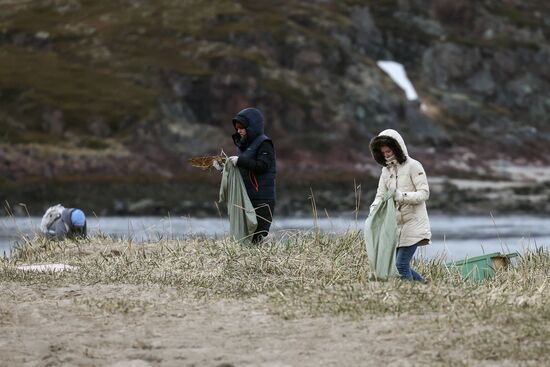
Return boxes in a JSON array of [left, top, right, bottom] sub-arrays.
[[447, 252, 518, 281]]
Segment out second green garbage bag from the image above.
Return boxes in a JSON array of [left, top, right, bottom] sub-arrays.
[[364, 188, 399, 280], [219, 162, 258, 244]]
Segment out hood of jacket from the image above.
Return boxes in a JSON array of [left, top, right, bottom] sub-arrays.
[[369, 129, 409, 166], [232, 107, 265, 147]]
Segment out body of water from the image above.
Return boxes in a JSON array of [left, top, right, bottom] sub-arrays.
[[1, 215, 548, 261]]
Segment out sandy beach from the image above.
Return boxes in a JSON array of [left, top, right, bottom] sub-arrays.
[[1, 234, 549, 366], [1, 283, 447, 367]]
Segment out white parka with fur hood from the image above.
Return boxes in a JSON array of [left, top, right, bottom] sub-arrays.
[[369, 129, 432, 248]]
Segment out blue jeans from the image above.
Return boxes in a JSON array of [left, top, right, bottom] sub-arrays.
[[396, 244, 426, 282]]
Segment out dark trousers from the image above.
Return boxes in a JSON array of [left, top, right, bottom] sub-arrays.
[[396, 244, 426, 282], [251, 200, 275, 243]]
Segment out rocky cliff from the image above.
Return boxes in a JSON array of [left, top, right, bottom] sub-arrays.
[[1, 0, 550, 215]]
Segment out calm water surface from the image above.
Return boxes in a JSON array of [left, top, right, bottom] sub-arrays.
[[1, 215, 548, 260]]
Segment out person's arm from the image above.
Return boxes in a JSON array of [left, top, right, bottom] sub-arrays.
[[236, 141, 274, 174], [399, 162, 429, 205], [369, 168, 388, 213], [50, 218, 69, 240]]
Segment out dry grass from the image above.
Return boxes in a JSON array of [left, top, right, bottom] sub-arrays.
[[188, 153, 227, 170], [2, 231, 550, 363]]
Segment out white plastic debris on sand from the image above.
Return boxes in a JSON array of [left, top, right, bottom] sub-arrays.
[[377, 60, 419, 100], [16, 264, 78, 272]]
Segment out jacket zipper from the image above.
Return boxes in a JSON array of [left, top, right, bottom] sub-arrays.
[[394, 166, 404, 247]]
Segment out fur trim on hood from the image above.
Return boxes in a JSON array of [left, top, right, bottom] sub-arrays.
[[369, 129, 409, 166]]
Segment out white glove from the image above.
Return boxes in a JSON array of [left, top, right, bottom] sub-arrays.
[[228, 156, 239, 166], [212, 160, 223, 171], [394, 190, 404, 203]]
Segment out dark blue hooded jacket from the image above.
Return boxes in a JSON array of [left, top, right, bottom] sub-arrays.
[[232, 108, 276, 202]]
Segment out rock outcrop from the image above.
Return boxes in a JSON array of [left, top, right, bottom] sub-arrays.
[[1, 0, 549, 214]]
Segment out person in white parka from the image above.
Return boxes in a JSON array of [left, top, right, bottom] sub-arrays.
[[369, 129, 431, 282]]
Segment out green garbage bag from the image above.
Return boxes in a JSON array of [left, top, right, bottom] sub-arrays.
[[219, 162, 258, 244], [364, 188, 399, 280]]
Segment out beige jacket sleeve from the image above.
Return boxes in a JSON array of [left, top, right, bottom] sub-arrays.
[[370, 168, 389, 213]]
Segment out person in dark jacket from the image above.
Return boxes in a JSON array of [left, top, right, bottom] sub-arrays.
[[227, 107, 276, 243], [40, 205, 87, 240]]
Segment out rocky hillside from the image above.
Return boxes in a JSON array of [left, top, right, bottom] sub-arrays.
[[1, 0, 550, 215]]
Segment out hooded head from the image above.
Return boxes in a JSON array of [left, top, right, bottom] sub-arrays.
[[70, 209, 86, 228], [369, 129, 409, 166], [232, 107, 265, 147]]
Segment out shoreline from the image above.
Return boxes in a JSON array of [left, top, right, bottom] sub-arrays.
[[2, 214, 550, 260], [2, 175, 550, 217]]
